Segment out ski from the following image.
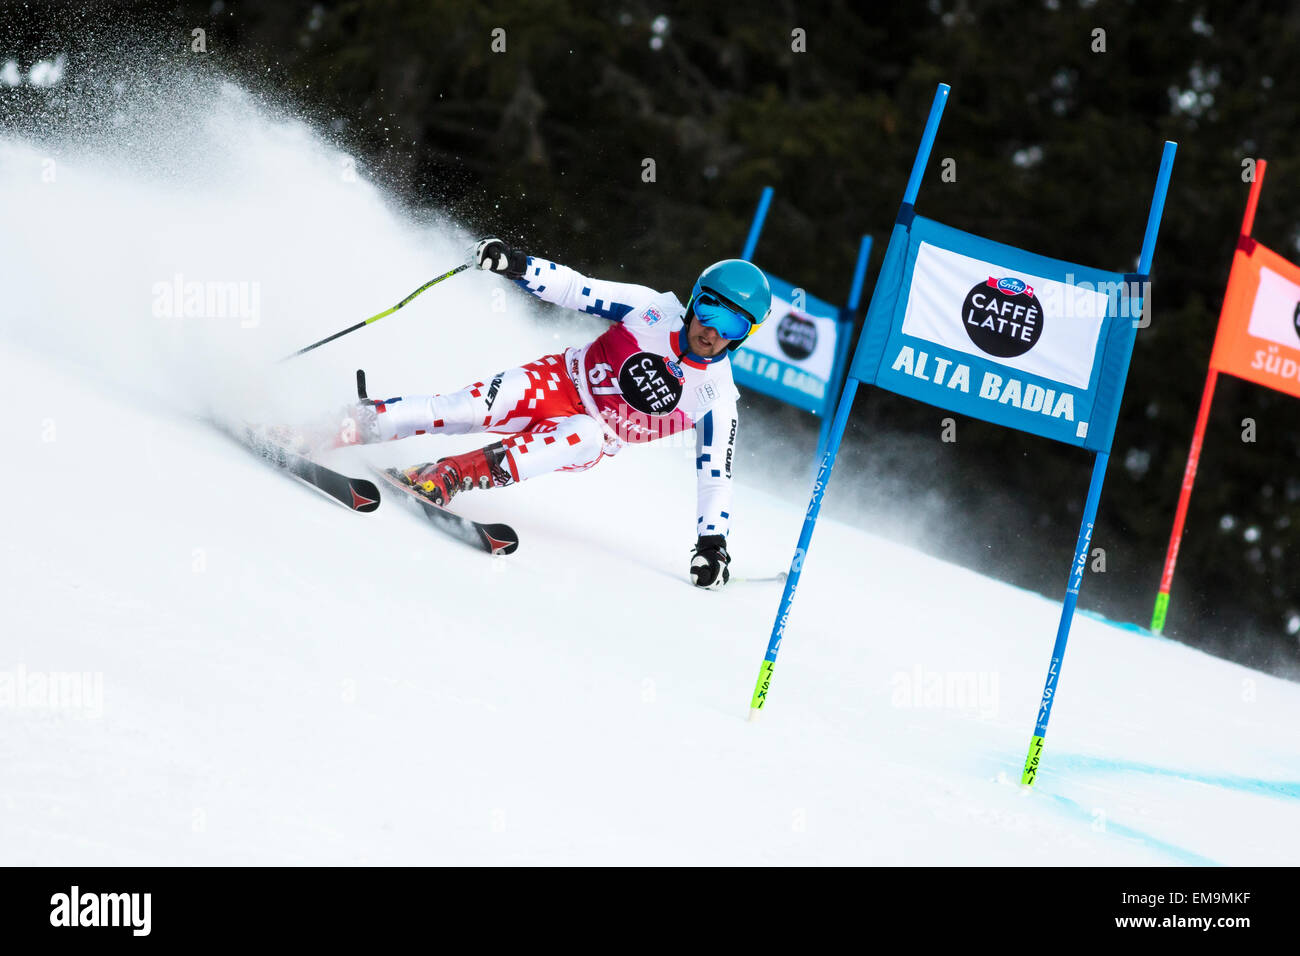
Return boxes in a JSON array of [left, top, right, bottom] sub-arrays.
[[732, 571, 789, 585], [219, 421, 381, 513], [352, 368, 516, 554], [371, 466, 519, 555]]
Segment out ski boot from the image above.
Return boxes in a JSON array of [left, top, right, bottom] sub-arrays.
[[402, 442, 514, 506]]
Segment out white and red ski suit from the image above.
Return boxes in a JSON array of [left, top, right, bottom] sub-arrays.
[[370, 256, 739, 538]]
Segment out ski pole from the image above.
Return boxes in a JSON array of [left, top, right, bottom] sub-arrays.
[[282, 259, 472, 360]]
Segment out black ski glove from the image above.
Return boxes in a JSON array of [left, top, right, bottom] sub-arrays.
[[474, 237, 528, 279], [690, 534, 731, 589]]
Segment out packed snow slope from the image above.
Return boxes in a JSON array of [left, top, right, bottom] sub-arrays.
[[3, 77, 1298, 865]]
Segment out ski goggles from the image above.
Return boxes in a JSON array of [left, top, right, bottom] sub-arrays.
[[692, 291, 754, 340]]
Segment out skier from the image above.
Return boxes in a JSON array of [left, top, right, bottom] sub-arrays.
[[342, 238, 770, 589]]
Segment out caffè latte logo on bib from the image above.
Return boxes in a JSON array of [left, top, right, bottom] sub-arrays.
[[619, 352, 684, 415], [962, 276, 1043, 358]]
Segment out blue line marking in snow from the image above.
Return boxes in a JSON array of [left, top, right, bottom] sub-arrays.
[[1030, 753, 1300, 865], [994, 746, 1299, 865], [1052, 753, 1300, 802], [1076, 607, 1165, 638], [1042, 789, 1220, 866]]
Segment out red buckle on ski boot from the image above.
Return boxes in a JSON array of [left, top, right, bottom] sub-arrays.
[[403, 442, 514, 506]]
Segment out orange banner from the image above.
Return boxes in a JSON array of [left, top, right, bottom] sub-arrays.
[[1208, 237, 1300, 399]]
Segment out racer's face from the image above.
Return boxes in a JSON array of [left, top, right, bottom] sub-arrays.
[[687, 315, 731, 358]]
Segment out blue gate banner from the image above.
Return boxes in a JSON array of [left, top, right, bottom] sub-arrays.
[[733, 271, 843, 416], [850, 214, 1145, 453]]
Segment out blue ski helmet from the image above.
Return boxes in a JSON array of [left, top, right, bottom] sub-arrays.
[[688, 259, 771, 351]]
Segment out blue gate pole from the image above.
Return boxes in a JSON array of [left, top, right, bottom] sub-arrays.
[[741, 187, 774, 262], [846, 234, 873, 314], [812, 326, 850, 478], [1020, 140, 1177, 784], [813, 234, 873, 481], [749, 84, 950, 719]]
